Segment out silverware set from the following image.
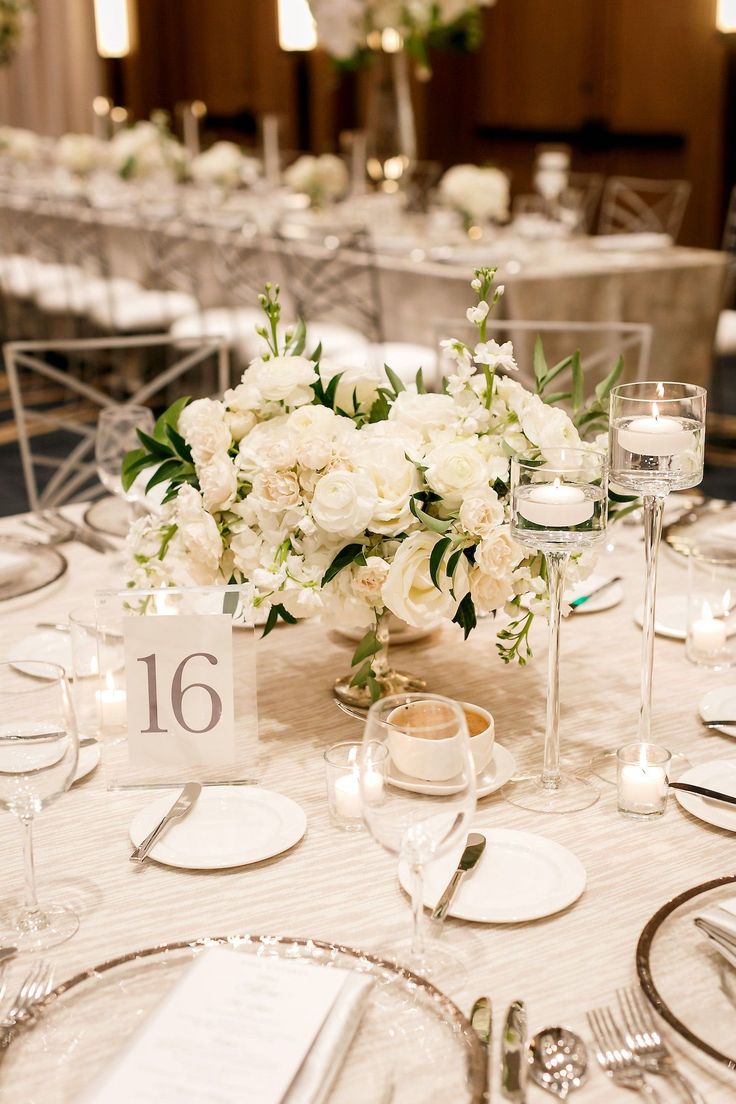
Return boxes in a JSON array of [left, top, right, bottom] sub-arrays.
[[23, 510, 116, 555], [0, 959, 54, 1056]]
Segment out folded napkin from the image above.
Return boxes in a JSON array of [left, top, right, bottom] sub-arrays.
[[0, 548, 30, 587], [79, 946, 374, 1104], [694, 897, 736, 969]]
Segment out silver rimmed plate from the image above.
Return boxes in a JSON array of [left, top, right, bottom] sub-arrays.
[[0, 537, 67, 602], [83, 496, 129, 538], [0, 934, 486, 1103], [637, 876, 736, 1068]]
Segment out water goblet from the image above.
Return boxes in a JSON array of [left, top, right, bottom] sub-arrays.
[[508, 446, 608, 813], [0, 662, 80, 950], [360, 693, 476, 986], [95, 403, 155, 502], [591, 382, 706, 783]]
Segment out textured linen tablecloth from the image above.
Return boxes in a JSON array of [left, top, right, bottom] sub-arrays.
[[0, 504, 735, 1101]]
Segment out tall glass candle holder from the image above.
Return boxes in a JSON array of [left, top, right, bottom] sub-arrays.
[[509, 447, 608, 813], [608, 383, 706, 748]]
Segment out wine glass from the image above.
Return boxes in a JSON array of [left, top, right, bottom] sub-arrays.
[[95, 404, 155, 502], [360, 693, 476, 986], [508, 446, 608, 813], [0, 662, 79, 950]]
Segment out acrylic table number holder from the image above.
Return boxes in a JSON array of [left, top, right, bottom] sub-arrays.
[[94, 585, 257, 790]]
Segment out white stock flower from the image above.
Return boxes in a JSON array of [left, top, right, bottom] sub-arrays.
[[424, 438, 489, 508], [190, 141, 244, 188], [382, 531, 469, 629], [474, 527, 523, 577], [459, 488, 505, 537], [310, 469, 377, 537], [246, 355, 318, 408], [522, 400, 579, 454], [473, 339, 517, 374], [466, 301, 489, 326]]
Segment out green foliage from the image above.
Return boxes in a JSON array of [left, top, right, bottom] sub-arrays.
[[260, 602, 297, 639], [322, 543, 366, 587]]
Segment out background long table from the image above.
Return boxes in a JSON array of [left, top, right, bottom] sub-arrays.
[[0, 504, 735, 1101]]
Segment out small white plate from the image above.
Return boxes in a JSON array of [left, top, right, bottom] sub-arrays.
[[566, 573, 624, 614], [388, 743, 516, 799], [398, 827, 586, 923], [129, 787, 307, 870], [634, 595, 688, 640], [9, 630, 72, 678], [673, 760, 736, 832], [699, 687, 736, 738], [74, 742, 100, 784]]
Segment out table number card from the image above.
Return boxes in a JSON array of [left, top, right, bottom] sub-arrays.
[[124, 613, 235, 769]]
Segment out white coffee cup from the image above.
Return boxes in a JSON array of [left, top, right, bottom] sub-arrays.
[[460, 701, 495, 775], [387, 699, 494, 782]]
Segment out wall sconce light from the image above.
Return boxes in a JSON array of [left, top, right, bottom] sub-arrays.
[[717, 0, 736, 33], [94, 0, 136, 58], [277, 0, 317, 51]]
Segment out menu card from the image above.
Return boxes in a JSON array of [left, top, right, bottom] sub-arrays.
[[79, 947, 374, 1104]]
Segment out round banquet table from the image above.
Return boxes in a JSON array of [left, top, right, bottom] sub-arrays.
[[0, 502, 734, 1101]]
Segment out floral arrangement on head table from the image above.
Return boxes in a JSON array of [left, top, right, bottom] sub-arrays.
[[123, 268, 633, 700]]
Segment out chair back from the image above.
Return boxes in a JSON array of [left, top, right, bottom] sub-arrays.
[[598, 176, 690, 240]]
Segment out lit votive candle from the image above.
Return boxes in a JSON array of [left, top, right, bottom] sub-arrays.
[[96, 678, 127, 729], [325, 742, 385, 831], [518, 478, 594, 528], [617, 742, 671, 819], [616, 403, 694, 457], [690, 602, 727, 657]]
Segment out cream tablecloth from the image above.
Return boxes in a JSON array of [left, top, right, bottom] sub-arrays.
[[0, 504, 735, 1101]]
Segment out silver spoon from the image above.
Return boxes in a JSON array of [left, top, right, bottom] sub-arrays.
[[528, 1027, 588, 1098]]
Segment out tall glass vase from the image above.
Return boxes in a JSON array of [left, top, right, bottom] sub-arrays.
[[364, 45, 417, 191]]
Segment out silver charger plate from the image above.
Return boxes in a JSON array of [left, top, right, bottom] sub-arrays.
[[0, 934, 486, 1103], [637, 875, 736, 1068], [83, 496, 129, 538], [662, 498, 735, 559], [0, 537, 67, 602]]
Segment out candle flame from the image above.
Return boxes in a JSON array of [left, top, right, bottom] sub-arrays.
[[702, 600, 713, 622], [725, 590, 732, 615], [638, 743, 648, 771], [552, 476, 561, 489], [652, 402, 660, 421], [656, 382, 665, 399], [105, 669, 116, 693]]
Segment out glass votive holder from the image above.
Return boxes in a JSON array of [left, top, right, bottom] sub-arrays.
[[686, 542, 736, 671], [325, 742, 366, 831], [617, 742, 671, 820], [69, 605, 126, 739]]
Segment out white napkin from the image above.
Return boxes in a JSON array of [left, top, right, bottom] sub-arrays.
[[0, 548, 30, 587], [694, 896, 736, 969]]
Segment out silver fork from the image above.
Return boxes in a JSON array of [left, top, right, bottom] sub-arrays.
[[586, 1007, 663, 1100], [617, 988, 706, 1104], [0, 961, 54, 1052]]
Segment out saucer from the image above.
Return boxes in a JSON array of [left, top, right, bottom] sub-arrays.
[[699, 687, 736, 738], [673, 760, 736, 832], [634, 595, 688, 640], [398, 827, 586, 923], [9, 630, 72, 678], [129, 787, 307, 870], [73, 742, 100, 784], [388, 743, 516, 799], [566, 573, 624, 614]]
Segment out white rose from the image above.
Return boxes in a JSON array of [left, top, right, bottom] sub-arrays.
[[424, 439, 489, 508], [388, 391, 456, 441], [382, 531, 469, 628], [172, 485, 223, 583], [474, 527, 523, 577], [310, 469, 377, 537], [198, 452, 237, 512], [246, 356, 318, 407], [178, 398, 231, 462], [459, 488, 505, 537], [469, 565, 512, 614], [287, 403, 340, 435], [251, 469, 301, 512], [236, 416, 289, 481], [351, 556, 390, 604], [320, 360, 382, 414], [357, 440, 419, 536]]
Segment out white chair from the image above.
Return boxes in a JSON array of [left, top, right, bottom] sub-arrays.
[[715, 184, 736, 357], [598, 176, 691, 241], [4, 334, 229, 511]]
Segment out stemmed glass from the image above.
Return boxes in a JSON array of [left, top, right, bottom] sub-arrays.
[[591, 382, 706, 782], [0, 662, 79, 950], [508, 446, 608, 813], [360, 693, 476, 985], [95, 404, 155, 503]]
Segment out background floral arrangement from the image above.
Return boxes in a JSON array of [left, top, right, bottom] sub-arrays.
[[124, 269, 630, 699], [438, 163, 510, 227], [283, 154, 349, 207], [0, 0, 34, 67], [309, 0, 497, 71]]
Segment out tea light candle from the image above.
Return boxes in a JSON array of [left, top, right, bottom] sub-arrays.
[[96, 676, 126, 729], [616, 403, 694, 457], [518, 478, 594, 528], [691, 602, 727, 656], [617, 742, 670, 818], [334, 768, 383, 820]]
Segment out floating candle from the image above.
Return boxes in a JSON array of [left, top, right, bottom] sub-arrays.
[[518, 478, 594, 528], [616, 403, 694, 457]]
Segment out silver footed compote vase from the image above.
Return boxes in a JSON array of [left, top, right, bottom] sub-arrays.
[[591, 382, 706, 782], [334, 612, 426, 710], [509, 447, 608, 813]]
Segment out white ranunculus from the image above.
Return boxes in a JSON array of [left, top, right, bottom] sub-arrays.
[[356, 439, 419, 536], [224, 408, 257, 442], [198, 452, 238, 513], [55, 133, 104, 176], [310, 469, 377, 537], [474, 527, 523, 577], [251, 470, 301, 512], [388, 391, 456, 441], [459, 488, 505, 537], [190, 141, 244, 188], [296, 434, 333, 472], [439, 164, 510, 224], [382, 531, 469, 629], [284, 153, 348, 204], [351, 556, 390, 604], [320, 360, 382, 415], [246, 356, 318, 408], [424, 439, 489, 508], [172, 484, 223, 583], [469, 564, 511, 614]]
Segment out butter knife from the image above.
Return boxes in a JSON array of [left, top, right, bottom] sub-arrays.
[[470, 996, 492, 1102], [431, 832, 486, 922], [130, 782, 201, 862], [501, 1000, 527, 1103], [670, 781, 736, 807]]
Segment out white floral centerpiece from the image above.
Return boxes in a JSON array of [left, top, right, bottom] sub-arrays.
[[54, 133, 107, 177], [438, 163, 510, 227], [124, 269, 630, 702], [108, 115, 187, 181], [189, 141, 259, 189], [0, 124, 41, 161], [283, 154, 349, 208]]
